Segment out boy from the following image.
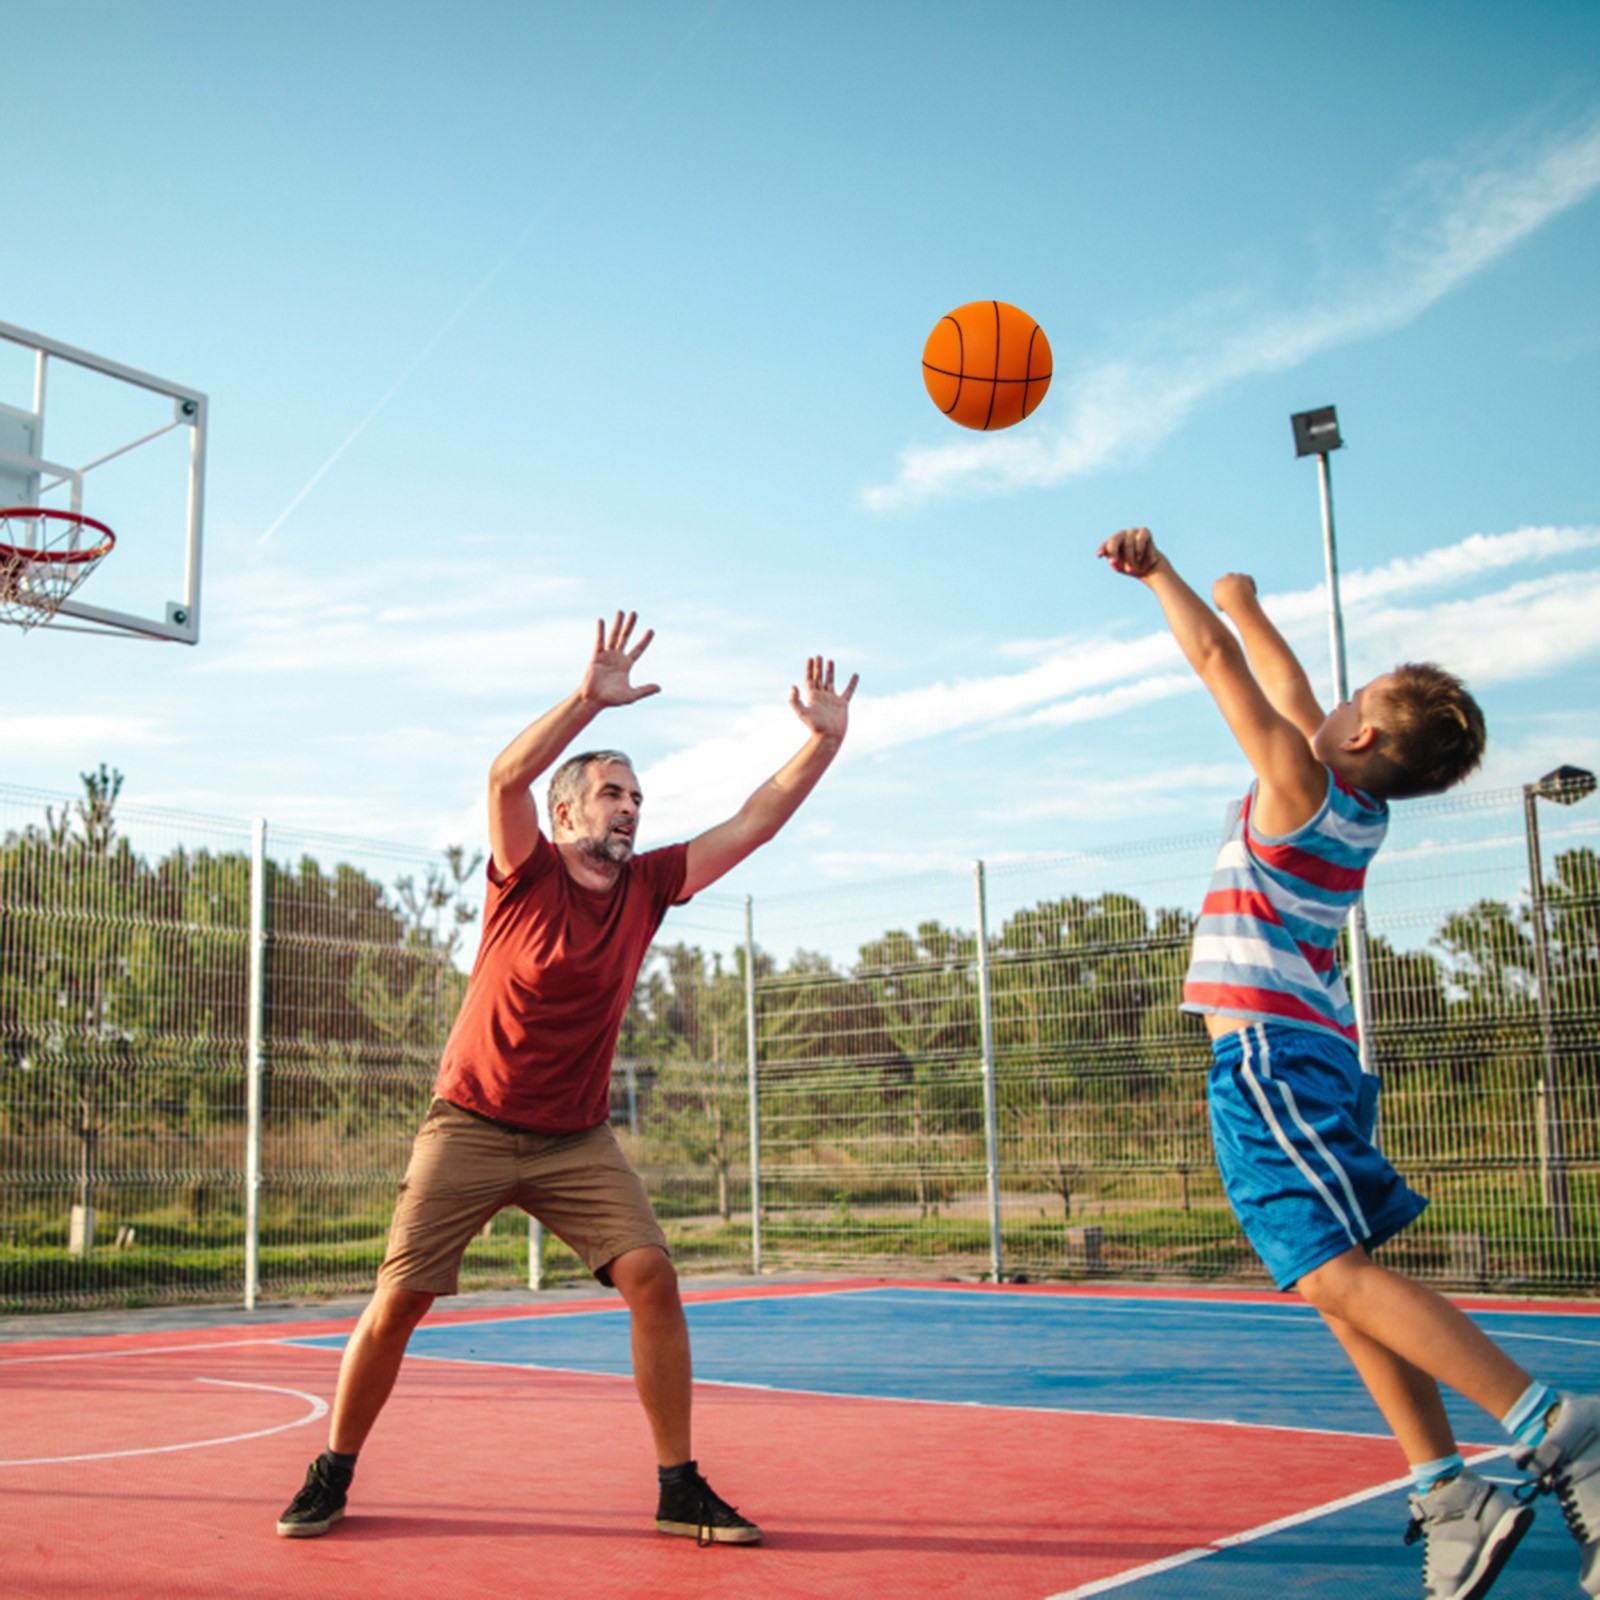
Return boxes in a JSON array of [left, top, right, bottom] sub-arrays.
[[1099, 526, 1600, 1600]]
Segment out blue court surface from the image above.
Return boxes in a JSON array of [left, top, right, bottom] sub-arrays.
[[287, 1281, 1600, 1597], [9, 1280, 1600, 1598]]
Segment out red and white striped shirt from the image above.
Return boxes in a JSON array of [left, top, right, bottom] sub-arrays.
[[1182, 769, 1387, 1043]]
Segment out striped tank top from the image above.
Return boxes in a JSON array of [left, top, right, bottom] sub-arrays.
[[1182, 768, 1388, 1043]]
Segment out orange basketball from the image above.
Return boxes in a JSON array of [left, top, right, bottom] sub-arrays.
[[922, 300, 1052, 430]]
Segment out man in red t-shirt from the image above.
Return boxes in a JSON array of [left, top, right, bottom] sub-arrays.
[[277, 612, 856, 1548]]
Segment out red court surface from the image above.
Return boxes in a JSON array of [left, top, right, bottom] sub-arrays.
[[4, 1279, 1590, 1599]]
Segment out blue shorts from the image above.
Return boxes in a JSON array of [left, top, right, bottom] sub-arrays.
[[1208, 1023, 1427, 1290]]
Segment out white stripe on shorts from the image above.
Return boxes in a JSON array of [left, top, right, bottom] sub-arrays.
[[1238, 1025, 1367, 1249]]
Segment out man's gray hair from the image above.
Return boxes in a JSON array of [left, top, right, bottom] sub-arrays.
[[548, 749, 635, 828]]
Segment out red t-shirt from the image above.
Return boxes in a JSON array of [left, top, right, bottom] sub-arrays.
[[434, 832, 690, 1132]]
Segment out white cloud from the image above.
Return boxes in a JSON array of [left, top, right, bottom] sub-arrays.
[[628, 523, 1600, 830], [862, 109, 1600, 511], [843, 633, 1185, 756], [1468, 709, 1600, 796], [980, 761, 1248, 825], [1350, 569, 1600, 684], [1012, 673, 1202, 729], [200, 557, 794, 712], [1264, 524, 1600, 627], [0, 713, 174, 751]]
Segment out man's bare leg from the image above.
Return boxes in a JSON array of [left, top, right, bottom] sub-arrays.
[[609, 1246, 761, 1543], [608, 1246, 691, 1465], [277, 1282, 435, 1537], [328, 1282, 436, 1454]]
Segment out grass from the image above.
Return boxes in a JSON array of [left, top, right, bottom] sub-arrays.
[[4, 1176, 1597, 1315]]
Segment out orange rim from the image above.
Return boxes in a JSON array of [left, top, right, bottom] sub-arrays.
[[0, 507, 117, 564]]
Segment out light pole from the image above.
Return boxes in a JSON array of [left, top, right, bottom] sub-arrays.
[[1523, 763, 1598, 1240], [1291, 405, 1376, 1073]]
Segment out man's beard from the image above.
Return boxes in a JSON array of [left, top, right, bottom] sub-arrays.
[[575, 830, 633, 867]]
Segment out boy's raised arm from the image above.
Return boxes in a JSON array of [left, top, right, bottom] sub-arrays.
[[1098, 527, 1326, 834], [1211, 573, 1325, 740]]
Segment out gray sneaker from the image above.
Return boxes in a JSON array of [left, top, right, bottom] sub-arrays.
[[1404, 1469, 1533, 1600], [1512, 1391, 1600, 1595]]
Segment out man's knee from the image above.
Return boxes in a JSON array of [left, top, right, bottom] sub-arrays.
[[609, 1246, 679, 1311], [364, 1283, 436, 1342]]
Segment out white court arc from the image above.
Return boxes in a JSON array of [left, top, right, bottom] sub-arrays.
[[0, 1376, 327, 1467]]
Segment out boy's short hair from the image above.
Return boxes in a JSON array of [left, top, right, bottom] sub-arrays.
[[1366, 663, 1486, 800]]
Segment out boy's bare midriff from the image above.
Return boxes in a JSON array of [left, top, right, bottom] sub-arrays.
[[1205, 1013, 1257, 1041]]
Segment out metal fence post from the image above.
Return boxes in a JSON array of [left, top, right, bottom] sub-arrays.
[[529, 1217, 545, 1291], [1524, 786, 1573, 1238], [244, 818, 267, 1311], [973, 860, 1003, 1283], [745, 894, 762, 1276]]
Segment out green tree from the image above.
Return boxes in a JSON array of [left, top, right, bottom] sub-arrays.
[[989, 893, 1196, 1226], [349, 845, 482, 1055], [0, 766, 139, 1234], [857, 921, 981, 1215]]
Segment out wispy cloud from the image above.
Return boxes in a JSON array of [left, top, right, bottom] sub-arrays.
[[199, 555, 784, 714], [980, 761, 1248, 826], [0, 714, 173, 752], [1265, 524, 1600, 627], [1012, 673, 1202, 728], [639, 521, 1600, 831], [861, 109, 1600, 512], [1352, 569, 1600, 685]]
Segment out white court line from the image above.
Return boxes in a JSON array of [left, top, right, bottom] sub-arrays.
[[1492, 1331, 1600, 1350], [0, 1335, 310, 1367], [861, 1289, 1600, 1336], [1041, 1447, 1514, 1598], [0, 1284, 889, 1367], [6, 1285, 1593, 1369], [0, 1377, 327, 1466], [391, 1349, 1403, 1442]]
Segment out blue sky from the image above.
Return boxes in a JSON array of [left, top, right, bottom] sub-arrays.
[[4, 0, 1598, 902]]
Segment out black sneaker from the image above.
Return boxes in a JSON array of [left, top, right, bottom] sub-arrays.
[[276, 1455, 352, 1538], [655, 1463, 762, 1545]]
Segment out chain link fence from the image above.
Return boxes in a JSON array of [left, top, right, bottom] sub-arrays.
[[746, 780, 1600, 1292], [2, 771, 1597, 1314]]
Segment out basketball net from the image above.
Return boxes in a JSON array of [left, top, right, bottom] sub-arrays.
[[0, 508, 117, 632]]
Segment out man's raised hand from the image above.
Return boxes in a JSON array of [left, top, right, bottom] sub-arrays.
[[580, 611, 662, 708], [789, 656, 858, 742]]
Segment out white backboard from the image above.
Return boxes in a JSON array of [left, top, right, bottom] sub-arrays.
[[0, 320, 207, 643]]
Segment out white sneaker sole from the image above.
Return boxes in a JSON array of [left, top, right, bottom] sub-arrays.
[[1449, 1502, 1533, 1600], [655, 1517, 761, 1544], [276, 1506, 345, 1539]]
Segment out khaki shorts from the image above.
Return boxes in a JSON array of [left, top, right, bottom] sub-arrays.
[[377, 1098, 669, 1292]]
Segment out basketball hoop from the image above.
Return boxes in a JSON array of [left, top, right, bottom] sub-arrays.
[[0, 507, 117, 631]]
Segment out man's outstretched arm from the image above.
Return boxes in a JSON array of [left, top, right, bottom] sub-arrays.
[[681, 656, 858, 898], [487, 611, 660, 878]]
